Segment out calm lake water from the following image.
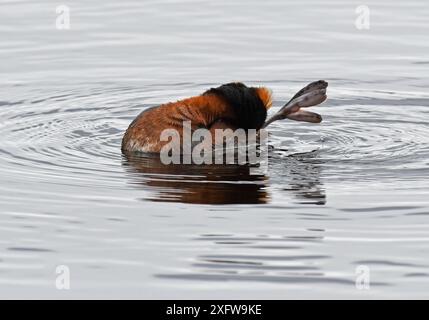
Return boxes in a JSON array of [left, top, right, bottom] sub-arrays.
[[1, 0, 429, 299]]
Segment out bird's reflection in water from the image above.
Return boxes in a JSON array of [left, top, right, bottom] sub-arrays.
[[122, 151, 325, 205]]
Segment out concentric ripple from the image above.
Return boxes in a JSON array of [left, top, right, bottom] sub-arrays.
[[0, 85, 142, 189], [268, 90, 429, 186], [1, 84, 429, 206]]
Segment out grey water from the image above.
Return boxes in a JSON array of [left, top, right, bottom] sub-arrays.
[[0, 0, 429, 299]]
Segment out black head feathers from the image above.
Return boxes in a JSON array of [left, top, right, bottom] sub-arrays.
[[204, 82, 267, 130]]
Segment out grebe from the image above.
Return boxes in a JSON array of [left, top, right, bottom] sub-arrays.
[[122, 80, 327, 153]]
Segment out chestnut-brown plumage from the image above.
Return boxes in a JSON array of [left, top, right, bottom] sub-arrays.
[[121, 82, 273, 153]]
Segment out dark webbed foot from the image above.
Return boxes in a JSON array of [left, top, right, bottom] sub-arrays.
[[286, 80, 328, 105], [262, 80, 328, 128]]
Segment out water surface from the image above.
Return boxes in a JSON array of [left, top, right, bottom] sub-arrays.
[[1, 0, 429, 298]]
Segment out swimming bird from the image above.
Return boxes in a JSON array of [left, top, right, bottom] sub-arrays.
[[121, 80, 328, 153]]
